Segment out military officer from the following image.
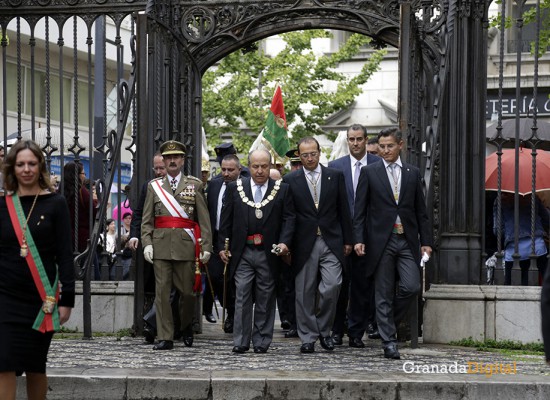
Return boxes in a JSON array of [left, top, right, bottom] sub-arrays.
[[141, 140, 212, 350]]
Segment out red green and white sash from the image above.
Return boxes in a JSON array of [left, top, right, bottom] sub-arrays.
[[6, 194, 60, 333]]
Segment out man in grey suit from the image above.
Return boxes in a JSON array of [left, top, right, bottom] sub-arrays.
[[353, 127, 433, 359], [219, 150, 295, 354], [328, 124, 381, 347], [283, 137, 353, 353]]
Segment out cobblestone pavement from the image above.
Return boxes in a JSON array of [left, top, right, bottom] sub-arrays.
[[48, 320, 549, 377]]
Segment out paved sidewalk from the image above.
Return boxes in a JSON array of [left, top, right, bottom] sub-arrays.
[[16, 317, 550, 399]]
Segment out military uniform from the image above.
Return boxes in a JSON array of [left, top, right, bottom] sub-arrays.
[[141, 141, 212, 345]]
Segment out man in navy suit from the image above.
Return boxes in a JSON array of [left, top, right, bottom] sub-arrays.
[[219, 150, 295, 353], [328, 124, 381, 348], [204, 154, 242, 331], [353, 127, 433, 359], [283, 137, 353, 353]]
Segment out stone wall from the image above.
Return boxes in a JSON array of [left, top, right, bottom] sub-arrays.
[[423, 285, 542, 344], [63, 281, 135, 333]]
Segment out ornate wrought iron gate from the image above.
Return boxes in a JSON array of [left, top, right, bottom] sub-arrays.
[[1, 0, 494, 332]]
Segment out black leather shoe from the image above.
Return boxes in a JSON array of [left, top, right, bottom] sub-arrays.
[[253, 346, 268, 353], [384, 344, 401, 359], [349, 337, 365, 348], [153, 340, 173, 350], [319, 335, 335, 351], [281, 320, 291, 330], [368, 329, 381, 340], [183, 332, 194, 347], [204, 313, 217, 323], [143, 326, 155, 344], [332, 333, 343, 346], [300, 343, 315, 353], [223, 317, 234, 334], [232, 346, 249, 354], [284, 328, 298, 338]]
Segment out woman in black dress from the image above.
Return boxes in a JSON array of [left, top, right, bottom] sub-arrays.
[[0, 140, 75, 400]]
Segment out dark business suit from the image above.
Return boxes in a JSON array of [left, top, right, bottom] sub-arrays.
[[283, 166, 352, 344], [218, 177, 295, 349], [204, 177, 235, 320], [353, 159, 432, 345], [329, 154, 381, 340]]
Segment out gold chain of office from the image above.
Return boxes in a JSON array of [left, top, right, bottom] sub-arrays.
[[237, 178, 282, 219]]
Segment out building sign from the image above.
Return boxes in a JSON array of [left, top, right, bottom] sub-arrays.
[[486, 91, 550, 119], [49, 155, 132, 186]]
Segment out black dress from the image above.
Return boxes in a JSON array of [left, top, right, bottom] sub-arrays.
[[0, 193, 75, 374]]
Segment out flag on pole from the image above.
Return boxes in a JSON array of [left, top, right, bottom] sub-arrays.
[[261, 85, 290, 159]]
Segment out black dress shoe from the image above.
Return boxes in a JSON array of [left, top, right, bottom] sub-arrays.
[[232, 346, 249, 354], [204, 313, 217, 323], [281, 320, 291, 330], [153, 340, 173, 350], [368, 329, 381, 340], [143, 326, 155, 344], [253, 346, 268, 353], [384, 344, 401, 359], [284, 328, 298, 338], [300, 343, 315, 353], [332, 333, 343, 346], [223, 317, 234, 333], [319, 335, 335, 351], [349, 337, 365, 348]]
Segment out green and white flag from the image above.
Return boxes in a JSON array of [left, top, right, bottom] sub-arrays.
[[261, 85, 290, 159]]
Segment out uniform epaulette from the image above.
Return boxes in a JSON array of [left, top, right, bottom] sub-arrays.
[[186, 175, 202, 183], [149, 176, 164, 184]]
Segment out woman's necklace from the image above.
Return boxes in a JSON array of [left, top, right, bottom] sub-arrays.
[[19, 190, 41, 258]]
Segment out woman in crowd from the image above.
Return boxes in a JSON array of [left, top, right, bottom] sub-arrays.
[[61, 161, 99, 278], [0, 140, 75, 400]]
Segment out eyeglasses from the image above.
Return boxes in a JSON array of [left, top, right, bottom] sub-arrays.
[[299, 152, 319, 159]]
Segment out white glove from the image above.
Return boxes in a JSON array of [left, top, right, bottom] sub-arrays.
[[200, 251, 211, 264], [420, 252, 430, 268], [143, 245, 154, 264]]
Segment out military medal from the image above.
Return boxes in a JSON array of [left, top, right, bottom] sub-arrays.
[[237, 179, 282, 219]]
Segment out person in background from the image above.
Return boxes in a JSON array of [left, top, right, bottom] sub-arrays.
[[286, 148, 302, 171], [0, 144, 4, 196], [0, 140, 75, 400], [366, 137, 380, 156], [201, 159, 211, 189], [100, 218, 118, 268], [328, 123, 381, 348], [493, 193, 548, 285], [204, 154, 242, 331], [113, 212, 133, 280], [214, 143, 250, 178]]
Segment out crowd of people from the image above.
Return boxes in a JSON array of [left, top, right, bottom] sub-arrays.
[[1, 126, 548, 399], [131, 125, 433, 361]]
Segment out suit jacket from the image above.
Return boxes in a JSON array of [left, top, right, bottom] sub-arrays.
[[206, 177, 224, 229], [353, 160, 433, 276], [218, 177, 295, 279], [283, 165, 353, 272], [328, 153, 381, 214], [141, 175, 212, 261]]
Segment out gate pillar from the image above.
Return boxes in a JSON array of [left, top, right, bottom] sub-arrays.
[[437, 0, 489, 284]]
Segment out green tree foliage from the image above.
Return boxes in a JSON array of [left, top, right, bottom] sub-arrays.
[[202, 30, 387, 154]]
